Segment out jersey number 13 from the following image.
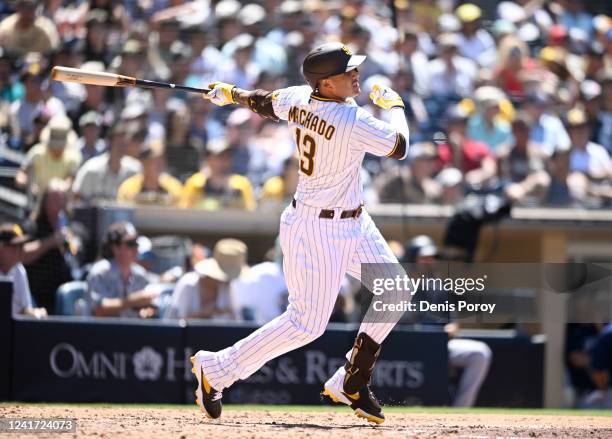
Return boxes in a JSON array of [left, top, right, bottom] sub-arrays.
[[295, 128, 316, 176]]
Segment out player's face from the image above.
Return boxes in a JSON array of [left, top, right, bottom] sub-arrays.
[[324, 68, 361, 99]]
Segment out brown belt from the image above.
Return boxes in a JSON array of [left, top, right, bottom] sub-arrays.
[[292, 199, 363, 219]]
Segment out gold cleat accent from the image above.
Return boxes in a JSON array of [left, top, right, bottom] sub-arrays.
[[355, 409, 384, 425]]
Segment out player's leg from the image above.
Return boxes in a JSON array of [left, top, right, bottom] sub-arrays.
[[448, 338, 492, 407], [323, 211, 409, 424], [192, 207, 359, 418], [347, 210, 408, 344]]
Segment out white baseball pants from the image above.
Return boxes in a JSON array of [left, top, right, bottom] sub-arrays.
[[201, 201, 403, 391]]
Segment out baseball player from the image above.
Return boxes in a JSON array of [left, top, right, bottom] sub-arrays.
[[191, 42, 409, 424]]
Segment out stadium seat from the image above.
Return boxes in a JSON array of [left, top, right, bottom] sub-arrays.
[[55, 281, 87, 316]]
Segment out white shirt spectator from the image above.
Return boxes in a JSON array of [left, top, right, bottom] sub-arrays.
[[72, 152, 141, 201], [0, 263, 34, 317], [428, 56, 478, 98], [216, 58, 261, 90], [385, 50, 431, 96], [10, 97, 64, 142], [190, 45, 223, 86], [570, 142, 612, 179], [165, 271, 233, 320], [530, 113, 571, 157], [230, 261, 287, 324], [457, 29, 496, 67]]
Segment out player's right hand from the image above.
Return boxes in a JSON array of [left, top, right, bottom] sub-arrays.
[[369, 84, 404, 110], [203, 82, 236, 106]]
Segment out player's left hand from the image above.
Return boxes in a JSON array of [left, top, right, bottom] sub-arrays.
[[203, 82, 236, 106], [369, 84, 404, 110]]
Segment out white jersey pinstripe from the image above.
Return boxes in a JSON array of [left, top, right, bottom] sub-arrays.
[[272, 85, 400, 209], [197, 85, 409, 394]]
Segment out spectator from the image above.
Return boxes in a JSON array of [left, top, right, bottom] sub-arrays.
[[391, 26, 431, 97], [523, 90, 571, 158], [166, 41, 192, 95], [10, 61, 65, 148], [165, 102, 201, 181], [401, 235, 492, 407], [566, 322, 601, 407], [559, 0, 594, 37], [186, 94, 224, 153], [165, 238, 245, 320], [598, 69, 612, 153], [48, 42, 87, 115], [185, 25, 221, 88], [0, 47, 21, 104], [86, 221, 157, 318], [15, 115, 81, 197], [22, 106, 51, 154], [148, 18, 180, 81], [217, 33, 261, 90], [436, 167, 465, 206], [260, 154, 299, 208], [437, 105, 497, 189], [428, 33, 478, 100], [236, 2, 287, 76], [579, 80, 605, 149], [67, 61, 113, 129], [180, 138, 256, 210], [374, 142, 441, 204], [0, 0, 60, 57], [455, 3, 496, 68], [22, 178, 75, 312], [493, 22, 530, 100], [541, 145, 583, 207], [583, 323, 612, 409], [124, 121, 147, 159], [566, 107, 612, 180], [82, 9, 114, 66], [231, 241, 287, 324], [467, 86, 513, 153], [0, 222, 47, 318], [117, 139, 183, 206], [72, 122, 142, 203], [75, 111, 106, 162], [226, 107, 268, 186]]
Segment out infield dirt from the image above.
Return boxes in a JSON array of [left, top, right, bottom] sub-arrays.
[[2, 404, 611, 438]]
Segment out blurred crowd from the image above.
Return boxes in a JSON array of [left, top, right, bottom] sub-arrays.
[[0, 0, 610, 211]]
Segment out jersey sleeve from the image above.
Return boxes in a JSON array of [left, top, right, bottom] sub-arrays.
[[271, 86, 311, 121], [351, 107, 401, 157]]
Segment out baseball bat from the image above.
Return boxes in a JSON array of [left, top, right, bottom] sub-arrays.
[[51, 66, 211, 94]]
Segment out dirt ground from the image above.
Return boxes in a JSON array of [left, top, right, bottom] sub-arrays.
[[1, 405, 611, 439]]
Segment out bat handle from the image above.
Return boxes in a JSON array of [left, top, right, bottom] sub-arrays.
[[135, 79, 210, 94]]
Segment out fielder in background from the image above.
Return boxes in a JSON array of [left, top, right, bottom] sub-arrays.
[[191, 42, 410, 424]]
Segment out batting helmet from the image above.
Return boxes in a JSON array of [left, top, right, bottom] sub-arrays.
[[302, 42, 366, 90]]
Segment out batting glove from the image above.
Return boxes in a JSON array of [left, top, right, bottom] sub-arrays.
[[203, 82, 236, 106], [369, 84, 404, 110]]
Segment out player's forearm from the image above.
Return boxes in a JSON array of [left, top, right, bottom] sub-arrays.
[[231, 87, 256, 107], [231, 87, 280, 122], [389, 107, 409, 160]]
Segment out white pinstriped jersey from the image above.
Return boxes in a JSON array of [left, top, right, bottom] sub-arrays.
[[272, 85, 400, 209]]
